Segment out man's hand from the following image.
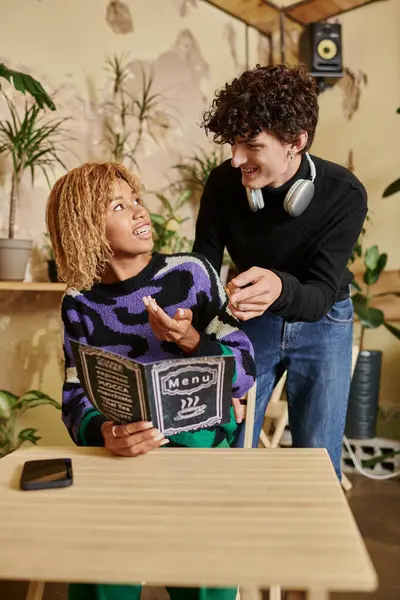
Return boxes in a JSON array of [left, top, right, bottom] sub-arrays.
[[227, 267, 282, 321], [101, 421, 169, 457], [143, 296, 200, 354]]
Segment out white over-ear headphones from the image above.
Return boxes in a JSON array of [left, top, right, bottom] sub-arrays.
[[246, 152, 317, 217]]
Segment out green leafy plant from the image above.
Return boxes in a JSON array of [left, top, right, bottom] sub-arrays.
[[0, 92, 69, 238], [102, 54, 167, 169], [0, 63, 55, 110], [150, 190, 192, 254], [173, 147, 225, 195], [382, 107, 400, 197], [351, 245, 400, 349], [0, 390, 61, 458]]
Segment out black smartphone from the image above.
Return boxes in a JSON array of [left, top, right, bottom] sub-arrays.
[[20, 458, 73, 491]]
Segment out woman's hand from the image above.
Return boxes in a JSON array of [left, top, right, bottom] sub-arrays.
[[232, 397, 244, 423], [143, 296, 200, 354], [101, 421, 169, 457]]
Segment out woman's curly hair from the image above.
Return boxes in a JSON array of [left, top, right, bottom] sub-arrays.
[[46, 162, 143, 291], [202, 63, 319, 152]]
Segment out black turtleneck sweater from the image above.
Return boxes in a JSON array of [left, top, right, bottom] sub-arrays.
[[193, 154, 367, 323]]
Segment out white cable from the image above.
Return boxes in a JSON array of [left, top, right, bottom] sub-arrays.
[[343, 435, 400, 480]]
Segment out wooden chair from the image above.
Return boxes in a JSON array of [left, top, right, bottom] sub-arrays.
[[241, 371, 288, 450], [241, 344, 360, 484], [240, 378, 286, 600]]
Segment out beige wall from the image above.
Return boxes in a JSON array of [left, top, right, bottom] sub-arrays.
[[0, 0, 399, 446]]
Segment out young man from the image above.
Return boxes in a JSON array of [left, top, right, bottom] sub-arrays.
[[193, 64, 367, 479]]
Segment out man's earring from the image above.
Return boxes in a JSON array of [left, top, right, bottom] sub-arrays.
[[288, 150, 294, 160]]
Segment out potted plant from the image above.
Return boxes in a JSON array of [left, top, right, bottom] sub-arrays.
[[42, 232, 58, 282], [347, 245, 400, 439], [99, 54, 168, 169], [0, 389, 61, 458], [173, 146, 225, 198], [150, 190, 193, 254], [173, 147, 236, 281], [0, 89, 69, 280]]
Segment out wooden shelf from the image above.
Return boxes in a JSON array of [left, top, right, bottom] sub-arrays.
[[0, 282, 65, 292], [204, 0, 386, 33], [284, 0, 384, 26], [204, 0, 281, 34]]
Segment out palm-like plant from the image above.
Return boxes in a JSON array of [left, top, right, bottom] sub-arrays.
[[103, 54, 166, 169], [0, 390, 61, 458], [0, 93, 69, 238], [173, 147, 225, 194]]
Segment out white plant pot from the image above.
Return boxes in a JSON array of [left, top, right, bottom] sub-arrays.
[[0, 239, 32, 281]]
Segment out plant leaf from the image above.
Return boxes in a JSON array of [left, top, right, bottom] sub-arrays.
[[18, 428, 41, 445], [376, 253, 388, 276], [383, 322, 400, 340], [383, 178, 400, 197], [0, 390, 18, 419], [150, 213, 166, 226], [364, 245, 380, 271], [350, 279, 362, 292], [14, 390, 61, 413], [352, 294, 385, 328], [373, 291, 400, 298], [0, 63, 55, 110], [362, 449, 400, 467], [155, 193, 173, 213], [175, 189, 192, 210]]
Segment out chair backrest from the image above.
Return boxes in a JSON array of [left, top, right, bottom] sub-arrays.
[[243, 383, 257, 449], [351, 345, 359, 377]]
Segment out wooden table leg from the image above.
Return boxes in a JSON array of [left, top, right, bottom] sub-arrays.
[[26, 581, 45, 600], [269, 585, 281, 600], [341, 474, 353, 492]]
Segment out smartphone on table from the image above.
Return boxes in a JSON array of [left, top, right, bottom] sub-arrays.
[[20, 458, 73, 491]]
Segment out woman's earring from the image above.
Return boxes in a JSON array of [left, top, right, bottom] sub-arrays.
[[288, 150, 294, 160]]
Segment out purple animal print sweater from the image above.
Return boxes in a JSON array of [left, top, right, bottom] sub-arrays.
[[62, 252, 256, 448]]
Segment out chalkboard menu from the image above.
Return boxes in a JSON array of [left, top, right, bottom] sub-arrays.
[[70, 340, 234, 436]]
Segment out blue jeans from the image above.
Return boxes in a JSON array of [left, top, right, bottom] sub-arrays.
[[235, 298, 354, 479]]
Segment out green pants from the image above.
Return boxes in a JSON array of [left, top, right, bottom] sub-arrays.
[[69, 583, 237, 600]]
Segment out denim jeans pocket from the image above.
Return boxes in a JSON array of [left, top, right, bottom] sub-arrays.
[[326, 298, 354, 323]]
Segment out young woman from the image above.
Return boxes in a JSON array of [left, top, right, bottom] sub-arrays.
[[46, 161, 255, 600]]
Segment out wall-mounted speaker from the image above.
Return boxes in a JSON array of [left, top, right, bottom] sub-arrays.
[[299, 22, 343, 80]]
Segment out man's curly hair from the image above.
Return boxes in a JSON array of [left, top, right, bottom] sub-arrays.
[[202, 63, 319, 152], [46, 162, 143, 291]]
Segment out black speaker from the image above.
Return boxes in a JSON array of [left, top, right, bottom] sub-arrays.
[[300, 22, 343, 79]]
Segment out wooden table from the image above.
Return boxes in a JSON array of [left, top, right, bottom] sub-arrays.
[[0, 446, 377, 599]]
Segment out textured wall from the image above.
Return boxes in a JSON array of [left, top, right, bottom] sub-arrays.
[[0, 0, 399, 447]]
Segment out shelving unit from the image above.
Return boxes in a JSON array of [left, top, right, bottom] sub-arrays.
[[204, 0, 386, 34], [0, 282, 65, 292]]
